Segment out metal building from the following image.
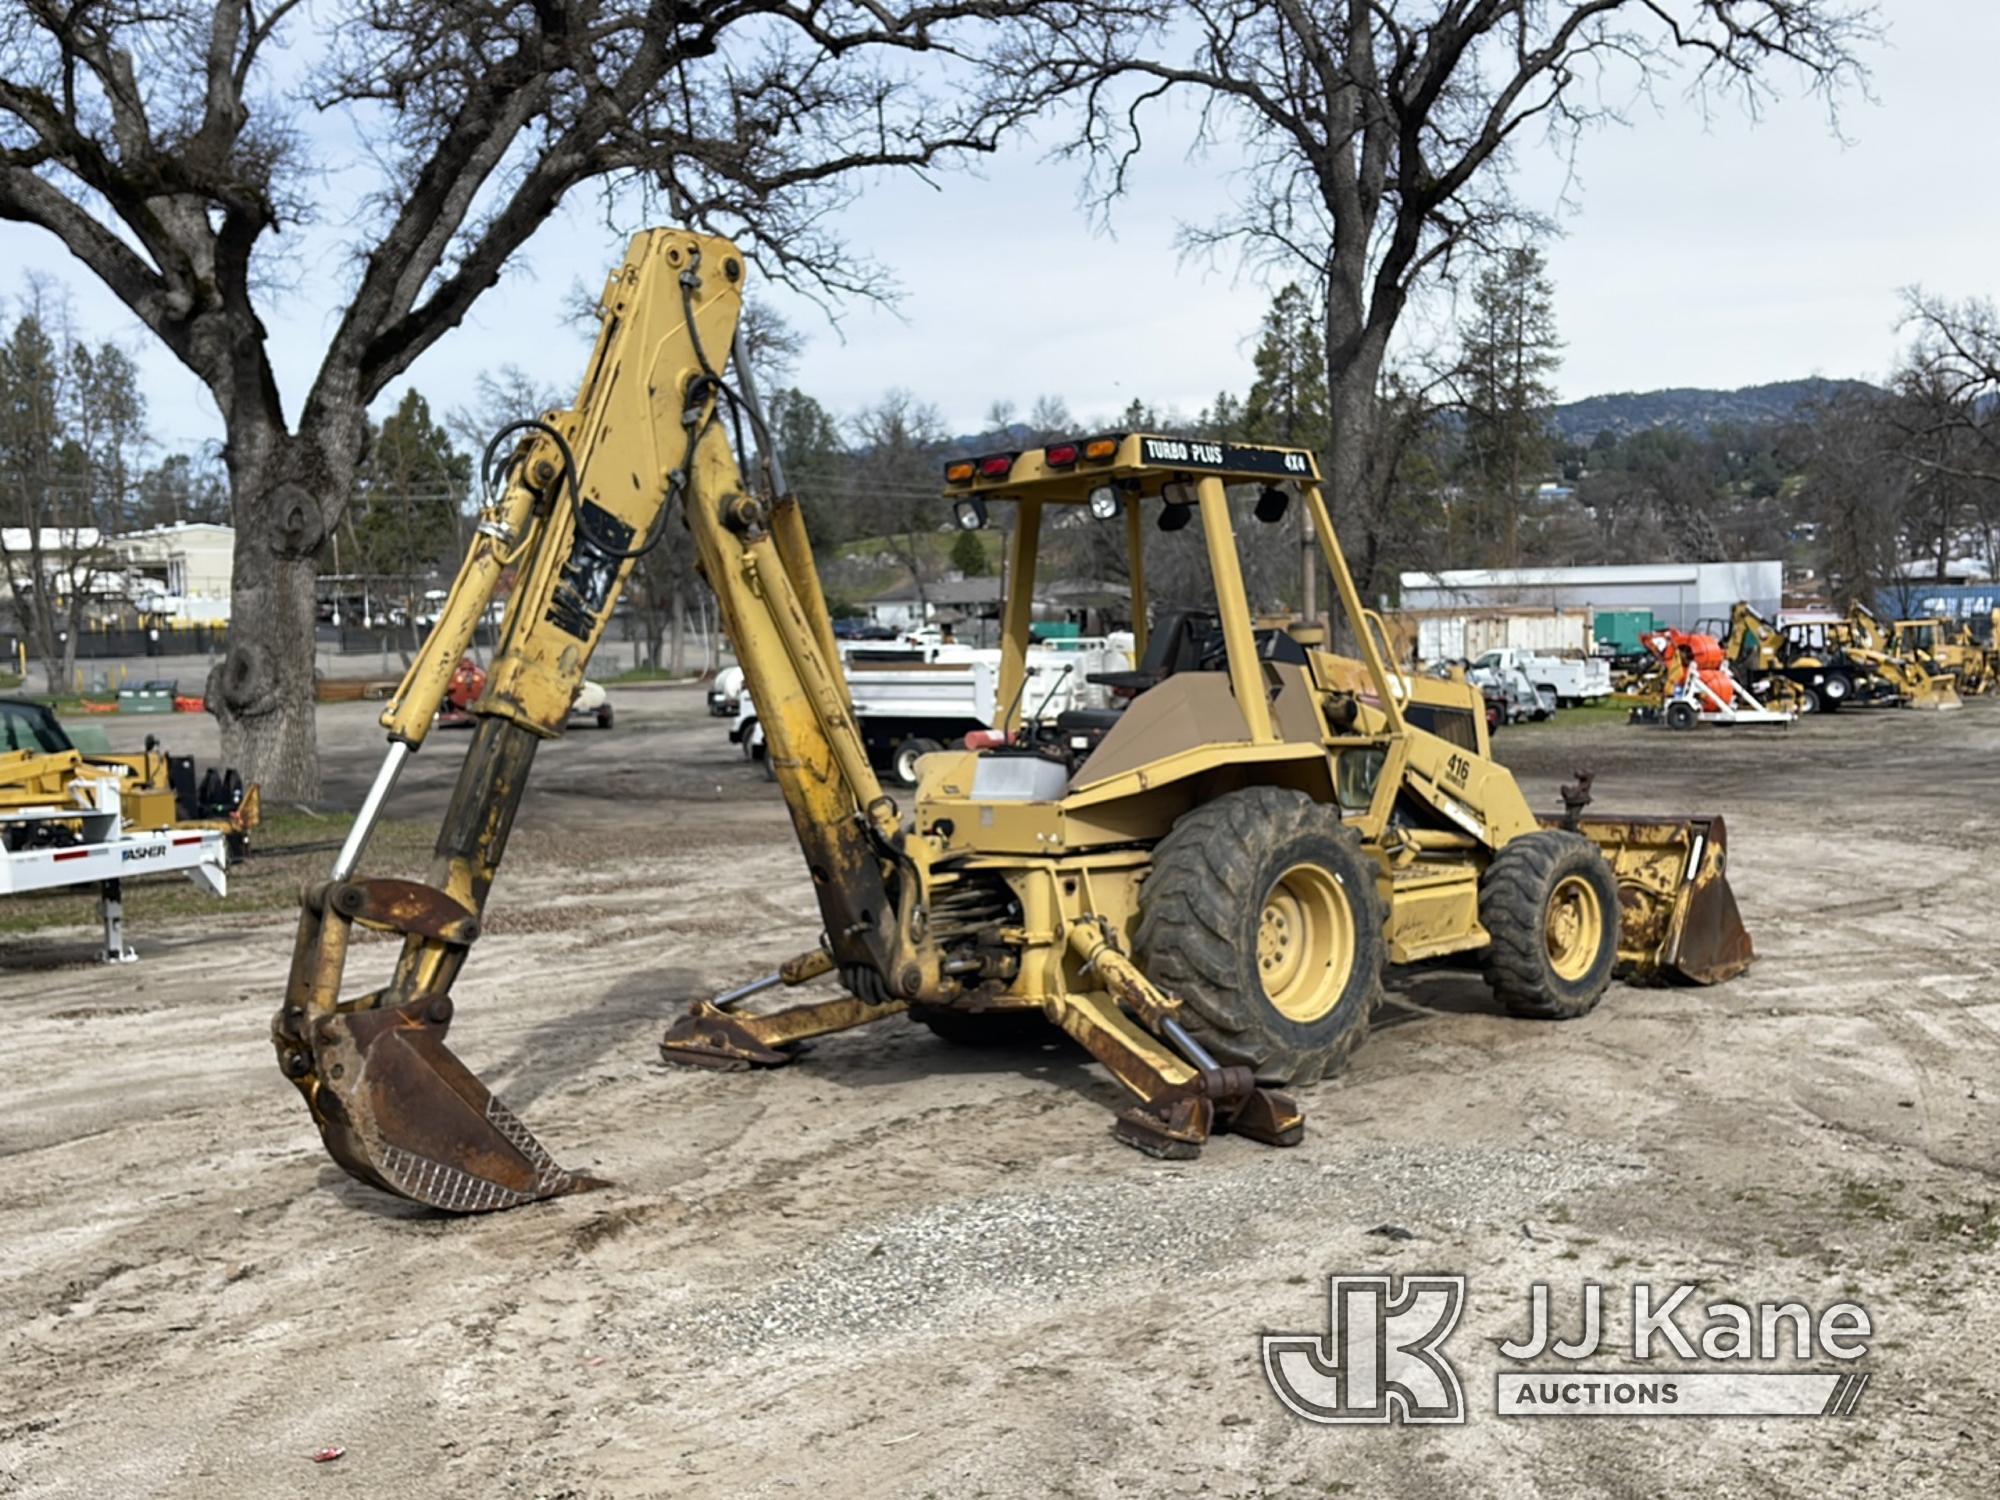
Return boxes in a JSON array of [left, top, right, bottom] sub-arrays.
[[1396, 561, 1783, 632]]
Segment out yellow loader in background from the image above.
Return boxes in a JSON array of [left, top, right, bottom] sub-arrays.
[[273, 228, 1756, 1214], [1892, 616, 1991, 697], [1847, 605, 1962, 710]]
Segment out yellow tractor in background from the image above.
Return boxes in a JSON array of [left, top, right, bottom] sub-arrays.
[[272, 228, 1756, 1214], [1845, 604, 1962, 710], [1891, 616, 1991, 697]]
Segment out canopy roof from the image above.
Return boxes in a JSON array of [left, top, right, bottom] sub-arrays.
[[941, 433, 1321, 505]]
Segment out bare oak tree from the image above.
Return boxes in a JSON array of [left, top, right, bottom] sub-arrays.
[[1030, 1, 1875, 595], [0, 0, 1081, 795]]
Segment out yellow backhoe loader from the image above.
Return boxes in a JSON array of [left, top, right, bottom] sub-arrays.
[[1845, 604, 1961, 710], [1891, 616, 1991, 697], [1711, 605, 1810, 714], [273, 229, 1756, 1214]]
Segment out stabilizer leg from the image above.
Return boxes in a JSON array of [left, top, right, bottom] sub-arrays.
[[660, 986, 907, 1070], [1046, 987, 1305, 1161]]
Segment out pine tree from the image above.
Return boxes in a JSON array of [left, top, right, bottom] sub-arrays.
[[1242, 284, 1328, 446], [768, 387, 848, 541], [1456, 247, 1562, 565], [950, 526, 989, 577], [344, 390, 470, 632]]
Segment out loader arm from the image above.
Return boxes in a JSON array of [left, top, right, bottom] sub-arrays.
[[275, 229, 900, 1212]]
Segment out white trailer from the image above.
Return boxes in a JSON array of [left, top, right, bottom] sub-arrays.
[[1656, 668, 1796, 730], [1, 774, 228, 961]]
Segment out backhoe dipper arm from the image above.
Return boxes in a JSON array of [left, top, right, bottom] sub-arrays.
[[275, 228, 898, 1212]]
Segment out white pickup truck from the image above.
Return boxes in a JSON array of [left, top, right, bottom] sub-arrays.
[[1470, 647, 1612, 708], [731, 639, 1130, 786]]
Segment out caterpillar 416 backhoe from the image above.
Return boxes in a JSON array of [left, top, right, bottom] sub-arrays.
[[274, 228, 1756, 1214]]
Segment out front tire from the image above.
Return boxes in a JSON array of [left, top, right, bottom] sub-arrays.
[[596, 703, 615, 730], [1134, 787, 1384, 1086], [1480, 831, 1619, 1020], [1664, 700, 1699, 731]]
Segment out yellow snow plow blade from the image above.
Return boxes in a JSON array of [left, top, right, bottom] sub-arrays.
[[1572, 814, 1754, 985]]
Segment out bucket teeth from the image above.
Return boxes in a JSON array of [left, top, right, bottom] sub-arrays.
[[298, 998, 605, 1213]]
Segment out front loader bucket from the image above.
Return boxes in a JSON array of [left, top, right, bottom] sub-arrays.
[[293, 998, 605, 1214], [1910, 676, 1963, 711], [1571, 814, 1755, 985]]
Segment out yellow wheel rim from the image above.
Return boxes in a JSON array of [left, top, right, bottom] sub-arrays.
[[1256, 862, 1356, 1023], [1545, 873, 1604, 983]]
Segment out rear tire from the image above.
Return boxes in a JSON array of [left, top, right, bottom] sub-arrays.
[[596, 703, 614, 730], [892, 736, 943, 788], [1820, 672, 1851, 710], [1480, 831, 1619, 1020], [1134, 786, 1384, 1086]]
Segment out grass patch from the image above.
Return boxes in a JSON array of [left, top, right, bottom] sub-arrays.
[[1837, 1178, 1904, 1223], [603, 664, 690, 684], [1926, 1206, 2000, 1249]]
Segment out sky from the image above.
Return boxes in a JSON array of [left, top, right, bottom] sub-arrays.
[[4, 4, 1997, 456]]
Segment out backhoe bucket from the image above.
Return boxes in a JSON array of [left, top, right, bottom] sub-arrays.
[[293, 998, 605, 1214], [1572, 814, 1755, 985]]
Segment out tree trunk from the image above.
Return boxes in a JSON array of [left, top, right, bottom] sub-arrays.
[[207, 415, 354, 801], [669, 584, 687, 675], [1322, 314, 1393, 610], [643, 605, 664, 670]]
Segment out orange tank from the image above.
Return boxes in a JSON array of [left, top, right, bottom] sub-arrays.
[[1648, 630, 1735, 707]]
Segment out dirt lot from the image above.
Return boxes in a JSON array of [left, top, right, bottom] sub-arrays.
[[2, 690, 1996, 1498]]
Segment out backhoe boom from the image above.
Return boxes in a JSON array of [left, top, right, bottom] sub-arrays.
[[275, 229, 894, 1211]]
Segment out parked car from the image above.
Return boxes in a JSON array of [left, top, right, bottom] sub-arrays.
[[832, 619, 898, 641]]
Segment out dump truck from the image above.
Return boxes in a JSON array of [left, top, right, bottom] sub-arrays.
[[272, 228, 1755, 1214]]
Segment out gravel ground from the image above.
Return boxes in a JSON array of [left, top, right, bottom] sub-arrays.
[[1, 688, 1996, 1498]]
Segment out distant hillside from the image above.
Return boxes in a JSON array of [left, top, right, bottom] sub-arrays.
[[1549, 379, 1880, 443]]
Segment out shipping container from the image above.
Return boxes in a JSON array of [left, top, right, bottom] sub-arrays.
[[1591, 609, 1658, 656]]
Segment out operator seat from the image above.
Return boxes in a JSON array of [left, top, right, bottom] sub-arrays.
[[1052, 613, 1311, 749]]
